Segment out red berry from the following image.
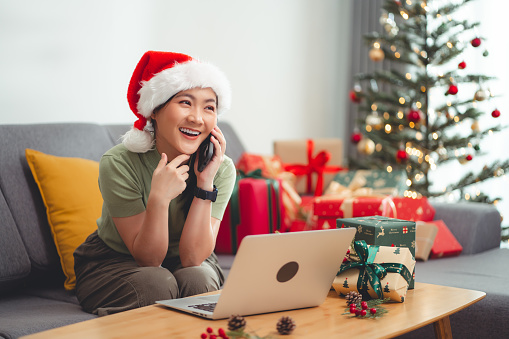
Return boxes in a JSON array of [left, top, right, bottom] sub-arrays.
[[361, 310, 367, 316], [350, 307, 357, 314], [492, 109, 501, 118], [466, 155, 473, 161], [210, 335, 217, 339], [218, 328, 226, 337], [458, 61, 466, 69], [361, 302, 368, 310], [448, 84, 458, 95], [201, 334, 208, 339], [471, 38, 481, 47], [370, 308, 377, 315], [207, 327, 214, 334], [355, 309, 361, 316]]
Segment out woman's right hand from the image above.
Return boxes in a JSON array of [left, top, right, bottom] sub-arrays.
[[150, 153, 190, 205]]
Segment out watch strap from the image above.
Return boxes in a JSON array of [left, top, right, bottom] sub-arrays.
[[194, 185, 218, 202]]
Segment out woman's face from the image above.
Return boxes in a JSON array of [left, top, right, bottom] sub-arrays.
[[151, 87, 217, 158]]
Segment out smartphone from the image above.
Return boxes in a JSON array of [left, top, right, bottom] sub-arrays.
[[197, 133, 214, 172]]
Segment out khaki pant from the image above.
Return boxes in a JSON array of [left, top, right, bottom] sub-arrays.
[[74, 231, 224, 316]]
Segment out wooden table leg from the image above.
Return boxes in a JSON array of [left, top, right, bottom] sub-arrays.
[[433, 315, 452, 339]]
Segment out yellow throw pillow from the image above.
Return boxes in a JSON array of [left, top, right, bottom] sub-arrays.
[[25, 149, 102, 290]]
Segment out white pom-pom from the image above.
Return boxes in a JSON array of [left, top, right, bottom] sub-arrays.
[[121, 128, 154, 153]]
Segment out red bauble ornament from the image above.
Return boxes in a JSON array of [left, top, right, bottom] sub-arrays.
[[471, 38, 481, 47], [466, 154, 473, 161], [396, 149, 408, 162], [492, 109, 501, 118], [350, 132, 362, 144], [349, 90, 362, 103], [448, 84, 458, 95], [407, 109, 422, 123], [458, 61, 466, 69]]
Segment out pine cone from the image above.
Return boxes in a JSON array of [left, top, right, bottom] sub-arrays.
[[345, 291, 362, 306], [276, 316, 296, 335], [227, 314, 246, 331]]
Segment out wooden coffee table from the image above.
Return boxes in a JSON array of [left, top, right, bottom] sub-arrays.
[[21, 282, 485, 339]]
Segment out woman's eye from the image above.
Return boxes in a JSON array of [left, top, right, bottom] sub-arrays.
[[180, 100, 191, 105], [206, 106, 216, 112]]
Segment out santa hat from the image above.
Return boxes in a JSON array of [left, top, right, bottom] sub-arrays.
[[122, 51, 232, 153]]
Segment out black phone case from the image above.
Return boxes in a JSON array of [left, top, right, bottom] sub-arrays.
[[197, 134, 214, 172]]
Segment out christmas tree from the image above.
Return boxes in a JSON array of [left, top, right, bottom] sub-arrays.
[[348, 0, 508, 206]]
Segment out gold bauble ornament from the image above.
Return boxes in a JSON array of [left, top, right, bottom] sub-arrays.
[[369, 47, 385, 62], [474, 89, 489, 101], [357, 138, 375, 155]]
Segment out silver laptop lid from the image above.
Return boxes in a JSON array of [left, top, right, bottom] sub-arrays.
[[212, 228, 356, 319]]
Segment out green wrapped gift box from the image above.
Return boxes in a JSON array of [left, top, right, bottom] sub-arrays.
[[336, 216, 416, 288], [328, 169, 407, 196]]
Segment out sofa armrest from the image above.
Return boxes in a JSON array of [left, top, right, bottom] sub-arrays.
[[430, 202, 501, 255]]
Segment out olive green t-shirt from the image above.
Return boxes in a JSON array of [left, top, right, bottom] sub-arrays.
[[96, 143, 236, 259]]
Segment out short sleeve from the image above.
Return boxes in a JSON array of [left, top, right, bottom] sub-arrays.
[[98, 154, 146, 218], [211, 156, 236, 220]]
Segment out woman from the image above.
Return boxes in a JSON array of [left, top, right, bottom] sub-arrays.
[[73, 51, 236, 316]]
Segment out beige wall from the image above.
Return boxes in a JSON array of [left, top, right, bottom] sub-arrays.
[[0, 0, 353, 155]]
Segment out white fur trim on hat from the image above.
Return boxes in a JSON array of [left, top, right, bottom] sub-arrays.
[[137, 60, 232, 118], [121, 123, 154, 153]]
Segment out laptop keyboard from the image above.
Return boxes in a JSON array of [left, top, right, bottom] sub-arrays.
[[189, 302, 217, 312]]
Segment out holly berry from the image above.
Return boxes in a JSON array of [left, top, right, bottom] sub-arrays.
[[201, 334, 208, 339], [360, 310, 367, 317], [218, 328, 226, 338], [351, 132, 362, 144], [349, 90, 362, 103], [471, 37, 481, 47], [458, 61, 466, 69], [350, 305, 357, 314], [492, 109, 501, 118], [210, 335, 217, 339], [370, 308, 377, 315], [466, 154, 473, 161], [448, 84, 458, 95], [207, 327, 214, 334], [355, 309, 361, 316], [361, 301, 368, 310]]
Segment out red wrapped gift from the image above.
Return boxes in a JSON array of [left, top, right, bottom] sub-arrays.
[[312, 196, 435, 230], [216, 176, 285, 254], [236, 153, 301, 230], [429, 220, 463, 258]]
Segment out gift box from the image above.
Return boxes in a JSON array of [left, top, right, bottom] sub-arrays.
[[273, 138, 343, 196], [236, 153, 302, 230], [415, 221, 439, 261], [327, 169, 408, 196], [312, 196, 434, 230], [216, 175, 285, 254], [428, 220, 463, 259], [336, 216, 416, 288], [333, 240, 415, 302]]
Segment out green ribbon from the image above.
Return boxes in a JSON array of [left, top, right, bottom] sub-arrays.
[[338, 240, 412, 299], [229, 169, 281, 254]]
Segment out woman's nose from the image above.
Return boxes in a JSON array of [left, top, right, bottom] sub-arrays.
[[187, 107, 204, 124]]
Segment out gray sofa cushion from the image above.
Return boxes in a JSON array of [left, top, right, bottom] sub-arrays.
[[0, 293, 96, 339], [432, 202, 501, 254], [0, 124, 117, 274], [0, 190, 30, 291]]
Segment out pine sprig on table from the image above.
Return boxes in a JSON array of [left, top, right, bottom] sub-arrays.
[[342, 298, 391, 319]]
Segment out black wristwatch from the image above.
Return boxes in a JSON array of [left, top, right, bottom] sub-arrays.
[[194, 185, 218, 202]]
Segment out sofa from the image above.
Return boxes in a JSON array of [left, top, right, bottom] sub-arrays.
[[0, 122, 507, 338]]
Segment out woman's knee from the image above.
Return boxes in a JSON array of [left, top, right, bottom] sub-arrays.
[[133, 266, 180, 305], [173, 264, 222, 298]]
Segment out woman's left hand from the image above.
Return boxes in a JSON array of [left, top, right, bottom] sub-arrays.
[[195, 125, 226, 189]]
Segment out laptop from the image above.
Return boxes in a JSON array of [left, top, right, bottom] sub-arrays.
[[156, 228, 356, 319]]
